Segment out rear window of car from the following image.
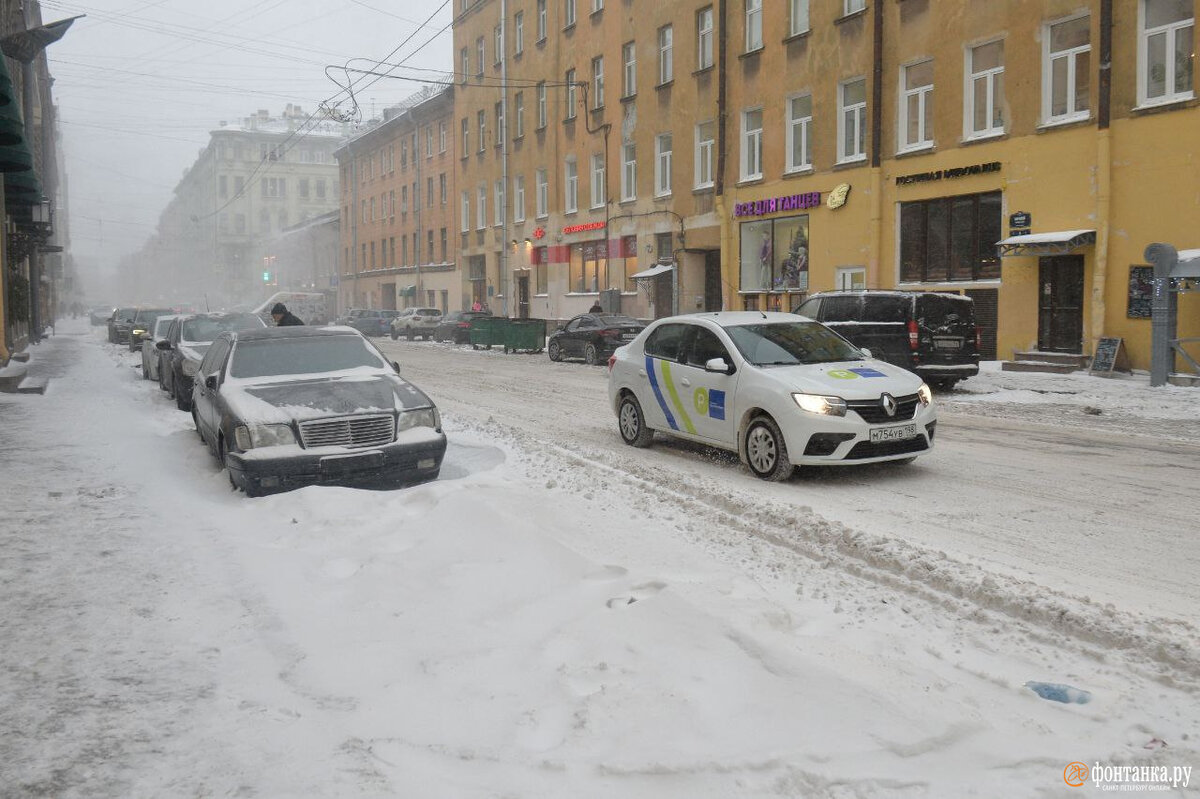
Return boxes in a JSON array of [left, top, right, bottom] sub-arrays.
[[416, 309, 441, 317], [817, 295, 862, 322], [917, 294, 974, 326], [183, 314, 264, 343], [599, 315, 640, 326], [229, 335, 388, 378]]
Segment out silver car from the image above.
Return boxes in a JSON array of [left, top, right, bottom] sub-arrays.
[[389, 307, 443, 340]]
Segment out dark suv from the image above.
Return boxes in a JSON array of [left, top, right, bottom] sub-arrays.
[[794, 290, 980, 389]]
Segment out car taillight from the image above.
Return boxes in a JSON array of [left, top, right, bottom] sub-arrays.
[[907, 320, 919, 351], [457, 322, 471, 328], [975, 325, 982, 353], [599, 329, 621, 338], [607, 354, 616, 371]]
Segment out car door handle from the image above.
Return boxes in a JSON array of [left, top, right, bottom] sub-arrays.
[[680, 378, 691, 387]]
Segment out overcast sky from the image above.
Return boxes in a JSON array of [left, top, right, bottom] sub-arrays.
[[44, 0, 455, 296]]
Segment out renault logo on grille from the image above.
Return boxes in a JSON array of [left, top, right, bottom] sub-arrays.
[[880, 393, 898, 417]]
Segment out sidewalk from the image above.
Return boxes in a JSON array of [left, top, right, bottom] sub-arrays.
[[0, 317, 91, 393]]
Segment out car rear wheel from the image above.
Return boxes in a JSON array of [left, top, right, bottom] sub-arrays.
[[584, 343, 600, 366], [406, 327, 414, 341], [175, 383, 190, 411], [745, 416, 793, 482], [617, 393, 654, 448], [547, 340, 562, 362], [390, 328, 398, 340]]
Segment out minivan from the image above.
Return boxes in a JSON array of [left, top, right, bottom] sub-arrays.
[[793, 290, 980, 389]]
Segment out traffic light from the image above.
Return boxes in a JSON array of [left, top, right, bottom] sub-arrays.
[[262, 271, 271, 282]]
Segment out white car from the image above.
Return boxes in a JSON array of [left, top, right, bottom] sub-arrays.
[[607, 311, 936, 481], [141, 313, 184, 382], [390, 307, 443, 340]]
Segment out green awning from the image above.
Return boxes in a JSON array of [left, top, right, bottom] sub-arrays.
[[4, 168, 41, 204], [0, 140, 32, 172], [0, 56, 23, 147]]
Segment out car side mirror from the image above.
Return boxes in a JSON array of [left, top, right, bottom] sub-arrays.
[[156, 340, 172, 350], [704, 357, 734, 375], [555, 325, 565, 331], [204, 375, 218, 391], [860, 347, 873, 358], [392, 361, 401, 373]]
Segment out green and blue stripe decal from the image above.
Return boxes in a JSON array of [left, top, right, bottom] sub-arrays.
[[645, 356, 695, 434]]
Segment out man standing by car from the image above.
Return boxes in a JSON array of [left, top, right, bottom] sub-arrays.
[[271, 303, 305, 326]]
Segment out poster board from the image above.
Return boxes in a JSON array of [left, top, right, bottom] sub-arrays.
[[1089, 337, 1124, 375], [1128, 266, 1153, 318]]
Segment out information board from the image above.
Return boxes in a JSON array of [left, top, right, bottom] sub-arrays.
[[1089, 337, 1123, 375]]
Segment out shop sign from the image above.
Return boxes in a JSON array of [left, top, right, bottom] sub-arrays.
[[562, 221, 606, 235], [533, 227, 546, 239], [733, 192, 822, 218], [895, 161, 1001, 185], [1009, 211, 1031, 229]]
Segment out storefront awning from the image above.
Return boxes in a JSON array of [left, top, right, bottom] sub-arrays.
[[630, 263, 673, 280], [996, 229, 1096, 257], [1173, 249, 1200, 278]]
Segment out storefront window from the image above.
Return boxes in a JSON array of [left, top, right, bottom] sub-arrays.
[[616, 235, 638, 291], [739, 214, 810, 292], [569, 240, 608, 293], [900, 191, 1001, 282], [532, 246, 549, 294]]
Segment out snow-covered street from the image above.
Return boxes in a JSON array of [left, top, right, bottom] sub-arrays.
[[1, 319, 1197, 798]]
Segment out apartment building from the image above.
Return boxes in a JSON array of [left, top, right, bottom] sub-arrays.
[[455, 0, 1197, 370], [334, 87, 458, 314]]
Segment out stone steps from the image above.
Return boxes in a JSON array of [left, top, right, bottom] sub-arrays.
[[1001, 350, 1090, 374]]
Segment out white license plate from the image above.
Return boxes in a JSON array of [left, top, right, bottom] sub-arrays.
[[621, 333, 637, 340], [870, 424, 917, 443], [933, 337, 962, 350]]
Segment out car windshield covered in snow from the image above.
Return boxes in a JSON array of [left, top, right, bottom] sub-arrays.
[[182, 314, 264, 343], [228, 334, 389, 379], [725, 321, 864, 366]]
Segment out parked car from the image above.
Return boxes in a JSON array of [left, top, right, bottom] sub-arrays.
[[607, 311, 936, 481], [548, 313, 645, 365], [432, 310, 492, 344], [141, 313, 184, 381], [390, 307, 444, 340], [793, 290, 980, 390], [127, 307, 176, 352], [159, 312, 267, 411], [336, 309, 399, 337], [190, 325, 447, 497], [107, 307, 137, 344], [89, 306, 114, 326]]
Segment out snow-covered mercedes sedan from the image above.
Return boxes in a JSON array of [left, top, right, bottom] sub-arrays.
[[191, 325, 447, 497], [607, 312, 936, 481]]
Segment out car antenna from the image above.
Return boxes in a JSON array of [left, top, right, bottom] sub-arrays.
[[760, 310, 767, 319]]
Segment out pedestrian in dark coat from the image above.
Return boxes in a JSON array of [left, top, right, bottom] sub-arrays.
[[271, 302, 305, 326]]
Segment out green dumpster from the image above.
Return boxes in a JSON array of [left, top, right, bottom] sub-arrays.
[[503, 319, 546, 354], [469, 316, 511, 349]]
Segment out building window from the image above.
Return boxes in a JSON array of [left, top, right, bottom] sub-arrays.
[[739, 215, 810, 292], [565, 69, 578, 119], [622, 41, 637, 97], [402, 185, 408, 213], [844, 0, 865, 15], [515, 11, 524, 55], [621, 143, 637, 200], [697, 7, 714, 70], [899, 191, 1002, 282], [654, 133, 672, 197], [658, 25, 673, 84], [477, 185, 486, 230], [537, 81, 548, 128], [1043, 16, 1090, 123], [786, 94, 812, 172], [495, 179, 505, 225], [741, 108, 763, 180], [218, 175, 227, 198], [495, 101, 505, 145], [565, 0, 576, 27], [790, 0, 809, 36], [592, 56, 605, 109], [569, 240, 608, 293], [426, 127, 433, 156], [966, 40, 1005, 138], [590, 153, 606, 208], [836, 266, 866, 290], [390, 189, 396, 216], [514, 91, 525, 138], [838, 77, 867, 162], [536, 168, 549, 218], [899, 60, 934, 151], [745, 0, 763, 53], [458, 46, 468, 83], [476, 36, 485, 76], [514, 175, 526, 222], [592, 0, 603, 12], [440, 121, 447, 152], [439, 174, 446, 205], [461, 192, 470, 232], [535, 252, 548, 294], [695, 120, 714, 188], [494, 24, 503, 64], [461, 118, 469, 156], [477, 110, 487, 152], [565, 158, 578, 212], [316, 179, 326, 199], [440, 228, 448, 263], [537, 0, 547, 40], [427, 176, 434, 207], [427, 230, 434, 263], [1139, 0, 1194, 106]]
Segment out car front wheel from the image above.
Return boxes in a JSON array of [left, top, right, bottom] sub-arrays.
[[547, 340, 562, 362], [584, 343, 600, 365], [745, 416, 794, 482], [617, 393, 654, 447]]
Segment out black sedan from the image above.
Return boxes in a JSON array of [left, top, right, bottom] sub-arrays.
[[547, 313, 645, 365], [107, 307, 136, 344], [191, 326, 447, 497], [127, 307, 175, 352], [433, 310, 492, 344]]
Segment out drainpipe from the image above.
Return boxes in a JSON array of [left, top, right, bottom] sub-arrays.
[[351, 144, 359, 311], [1091, 0, 1113, 350], [868, 0, 884, 289], [500, 0, 509, 317], [414, 109, 423, 305], [714, 0, 729, 310]]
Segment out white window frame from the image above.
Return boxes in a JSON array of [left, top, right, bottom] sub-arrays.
[[514, 175, 526, 222], [565, 158, 578, 213], [460, 47, 469, 83], [537, 0, 547, 41], [1137, 0, 1194, 107], [565, 69, 578, 120], [461, 118, 469, 155], [477, 110, 487, 152], [514, 91, 525, 138], [697, 7, 714, 70], [514, 11, 524, 55], [843, 0, 865, 15], [565, 0, 576, 27], [476, 37, 485, 76], [537, 82, 547, 128], [695, 121, 714, 189], [654, 133, 673, 197], [965, 40, 1005, 139], [494, 24, 503, 64], [494, 180, 505, 226], [745, 0, 763, 53], [590, 153, 606, 208], [785, 93, 813, 172], [1042, 14, 1091, 124], [658, 25, 674, 85], [592, 56, 605, 109], [477, 185, 487, 231], [592, 0, 603, 11], [622, 41, 637, 97], [621, 143, 637, 201], [439, 121, 447, 152], [899, 60, 934, 152], [740, 108, 763, 181], [838, 77, 867, 163], [789, 0, 810, 36], [461, 191, 470, 232], [536, 168, 549, 218], [836, 266, 866, 290]]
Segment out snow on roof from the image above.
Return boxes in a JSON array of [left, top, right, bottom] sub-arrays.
[[995, 229, 1095, 245]]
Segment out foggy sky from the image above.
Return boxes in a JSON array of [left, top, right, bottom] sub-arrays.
[[46, 0, 454, 299]]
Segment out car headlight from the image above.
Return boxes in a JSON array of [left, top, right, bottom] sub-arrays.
[[397, 407, 440, 432], [917, 383, 933, 406], [132, 328, 146, 337], [234, 423, 297, 450], [181, 359, 200, 377], [792, 393, 848, 417]]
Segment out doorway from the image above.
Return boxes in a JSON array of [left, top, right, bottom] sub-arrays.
[[516, 275, 530, 319], [1038, 255, 1084, 353], [703, 250, 722, 311]]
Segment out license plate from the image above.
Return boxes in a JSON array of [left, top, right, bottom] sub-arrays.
[[933, 337, 962, 350], [870, 424, 917, 443], [621, 333, 637, 340], [320, 451, 383, 475]]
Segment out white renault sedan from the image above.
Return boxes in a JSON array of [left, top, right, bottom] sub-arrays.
[[607, 312, 936, 481]]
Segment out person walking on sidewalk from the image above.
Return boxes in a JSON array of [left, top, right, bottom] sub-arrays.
[[270, 303, 305, 326]]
